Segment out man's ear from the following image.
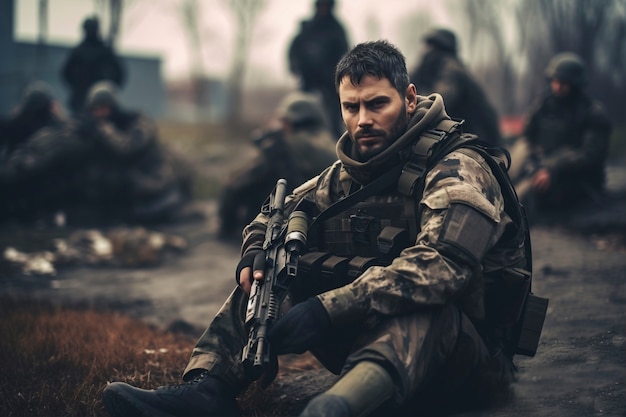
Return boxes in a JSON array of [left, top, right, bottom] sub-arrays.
[[405, 84, 418, 113]]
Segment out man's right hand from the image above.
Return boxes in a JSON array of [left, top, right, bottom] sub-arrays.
[[236, 251, 266, 295]]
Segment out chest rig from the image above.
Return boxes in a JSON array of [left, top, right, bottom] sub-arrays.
[[290, 119, 470, 302]]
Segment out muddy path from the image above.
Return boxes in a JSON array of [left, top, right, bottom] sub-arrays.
[[1, 163, 625, 416]]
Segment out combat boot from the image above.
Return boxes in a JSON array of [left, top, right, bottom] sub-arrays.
[[102, 371, 240, 417]]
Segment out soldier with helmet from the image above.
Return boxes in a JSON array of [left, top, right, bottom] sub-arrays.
[[217, 92, 337, 240], [410, 28, 502, 146], [510, 52, 612, 213], [0, 81, 66, 158], [0, 82, 91, 223], [74, 81, 189, 223]]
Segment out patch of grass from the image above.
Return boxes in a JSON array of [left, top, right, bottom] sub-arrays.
[[0, 296, 322, 417], [0, 296, 195, 417]]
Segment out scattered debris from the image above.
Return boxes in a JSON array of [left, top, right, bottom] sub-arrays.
[[1, 226, 188, 277]]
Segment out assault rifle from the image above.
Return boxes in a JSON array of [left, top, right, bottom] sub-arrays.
[[242, 179, 309, 383]]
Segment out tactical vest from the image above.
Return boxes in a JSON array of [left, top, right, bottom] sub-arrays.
[[291, 119, 547, 357]]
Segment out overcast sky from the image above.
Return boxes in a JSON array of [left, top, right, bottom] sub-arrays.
[[15, 0, 453, 86]]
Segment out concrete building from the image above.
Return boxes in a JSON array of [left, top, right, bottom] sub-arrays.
[[0, 0, 165, 118]]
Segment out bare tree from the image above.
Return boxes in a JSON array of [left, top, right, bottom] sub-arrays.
[[37, 0, 48, 44], [220, 0, 267, 124], [395, 9, 434, 72], [516, 0, 626, 119], [444, 0, 625, 122], [107, 0, 123, 47]]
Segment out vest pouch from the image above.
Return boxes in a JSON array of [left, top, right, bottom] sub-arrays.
[[320, 255, 351, 288], [376, 226, 409, 261], [290, 251, 331, 303], [512, 293, 549, 357], [347, 256, 381, 279], [484, 267, 531, 327]]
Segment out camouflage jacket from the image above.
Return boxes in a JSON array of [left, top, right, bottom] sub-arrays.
[[242, 94, 522, 325]]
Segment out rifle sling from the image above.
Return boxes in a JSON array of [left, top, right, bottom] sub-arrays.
[[308, 163, 404, 231]]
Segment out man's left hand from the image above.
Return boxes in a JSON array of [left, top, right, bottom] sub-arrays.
[[268, 297, 332, 355]]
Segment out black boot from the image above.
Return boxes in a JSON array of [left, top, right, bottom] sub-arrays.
[[102, 372, 240, 417]]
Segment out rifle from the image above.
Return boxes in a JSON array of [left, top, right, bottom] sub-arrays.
[[242, 179, 309, 383]]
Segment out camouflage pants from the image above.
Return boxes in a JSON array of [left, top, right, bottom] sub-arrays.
[[183, 286, 495, 405]]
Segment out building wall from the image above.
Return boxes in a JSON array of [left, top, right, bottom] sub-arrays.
[[2, 41, 165, 118], [0, 0, 165, 118]]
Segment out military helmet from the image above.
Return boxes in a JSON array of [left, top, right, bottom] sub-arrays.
[[423, 28, 457, 54], [276, 92, 325, 127], [86, 81, 119, 109], [20, 81, 54, 114], [545, 52, 587, 87]]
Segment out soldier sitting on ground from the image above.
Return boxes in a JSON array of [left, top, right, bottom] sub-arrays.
[[103, 40, 545, 417], [218, 92, 337, 240], [508, 52, 612, 216], [74, 81, 191, 224], [0, 82, 91, 223], [0, 81, 66, 158]]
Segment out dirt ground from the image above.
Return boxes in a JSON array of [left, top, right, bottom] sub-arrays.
[[1, 159, 625, 416]]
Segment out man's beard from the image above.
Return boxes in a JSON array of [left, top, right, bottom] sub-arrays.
[[353, 105, 409, 161]]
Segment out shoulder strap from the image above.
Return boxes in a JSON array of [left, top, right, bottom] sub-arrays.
[[307, 163, 403, 230], [398, 118, 469, 196]]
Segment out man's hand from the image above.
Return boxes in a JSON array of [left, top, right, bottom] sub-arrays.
[[532, 168, 551, 193], [236, 251, 266, 295], [268, 298, 332, 354]]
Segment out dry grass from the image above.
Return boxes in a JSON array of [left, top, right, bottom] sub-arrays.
[[0, 296, 325, 417], [0, 296, 195, 417]]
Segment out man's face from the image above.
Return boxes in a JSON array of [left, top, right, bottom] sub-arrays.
[[550, 78, 572, 98], [91, 104, 111, 120], [339, 74, 417, 160]]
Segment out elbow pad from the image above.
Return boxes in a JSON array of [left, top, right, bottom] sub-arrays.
[[436, 203, 497, 265]]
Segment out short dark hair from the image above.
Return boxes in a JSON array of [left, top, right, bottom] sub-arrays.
[[334, 40, 410, 96]]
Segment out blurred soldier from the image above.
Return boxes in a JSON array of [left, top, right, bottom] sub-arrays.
[[410, 28, 502, 146], [61, 16, 125, 116], [0, 84, 91, 223], [509, 52, 612, 213], [0, 81, 65, 158], [218, 92, 337, 240], [288, 0, 349, 138], [75, 81, 189, 223]]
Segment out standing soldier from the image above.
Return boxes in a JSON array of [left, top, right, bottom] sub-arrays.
[[61, 16, 125, 116], [410, 28, 502, 146], [510, 52, 612, 213], [288, 0, 349, 138]]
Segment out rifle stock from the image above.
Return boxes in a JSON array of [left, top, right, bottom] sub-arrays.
[[242, 179, 308, 383]]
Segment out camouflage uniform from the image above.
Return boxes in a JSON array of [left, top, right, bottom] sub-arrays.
[[184, 94, 523, 406], [410, 29, 502, 146]]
